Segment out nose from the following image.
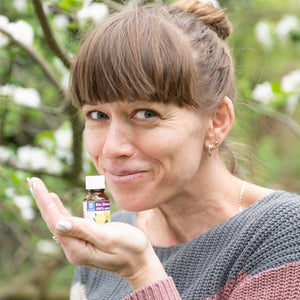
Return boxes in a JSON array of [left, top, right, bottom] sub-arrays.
[[102, 122, 134, 159]]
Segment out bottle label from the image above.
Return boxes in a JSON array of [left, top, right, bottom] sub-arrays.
[[84, 200, 110, 224]]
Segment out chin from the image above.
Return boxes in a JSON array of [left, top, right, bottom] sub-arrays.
[[111, 191, 152, 212]]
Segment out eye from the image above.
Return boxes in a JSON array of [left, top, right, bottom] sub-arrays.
[[87, 111, 108, 120], [134, 109, 158, 119]]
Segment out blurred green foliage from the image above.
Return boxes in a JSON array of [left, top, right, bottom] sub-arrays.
[[0, 0, 299, 299]]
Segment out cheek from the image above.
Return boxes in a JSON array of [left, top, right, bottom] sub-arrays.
[[165, 124, 205, 172], [154, 129, 203, 178]]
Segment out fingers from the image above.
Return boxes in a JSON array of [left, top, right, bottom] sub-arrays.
[[49, 192, 71, 217], [55, 217, 116, 267], [55, 217, 113, 251], [56, 217, 147, 253], [55, 218, 150, 273], [28, 177, 64, 233]]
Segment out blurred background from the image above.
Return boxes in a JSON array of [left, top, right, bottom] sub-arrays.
[[0, 0, 299, 299]]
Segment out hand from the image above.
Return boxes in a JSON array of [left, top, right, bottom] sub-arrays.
[[27, 177, 168, 290]]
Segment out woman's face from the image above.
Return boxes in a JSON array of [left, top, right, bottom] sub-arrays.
[[83, 100, 210, 211]]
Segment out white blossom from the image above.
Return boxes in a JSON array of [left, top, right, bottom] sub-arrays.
[[13, 195, 36, 220], [52, 14, 69, 30], [255, 21, 273, 49], [0, 84, 41, 108], [13, 86, 41, 108], [46, 157, 64, 173], [6, 20, 34, 46], [38, 137, 55, 151], [55, 126, 72, 148], [281, 69, 300, 93], [17, 145, 49, 169], [0, 15, 9, 28], [0, 84, 14, 98], [55, 124, 73, 164], [5, 187, 15, 198], [0, 18, 33, 46], [0, 146, 14, 161], [16, 145, 64, 173], [252, 81, 274, 104], [21, 207, 36, 220], [36, 239, 59, 255], [276, 15, 299, 40], [13, 0, 28, 13], [14, 195, 32, 209], [0, 15, 9, 47], [77, 3, 109, 25], [42, 2, 51, 15]]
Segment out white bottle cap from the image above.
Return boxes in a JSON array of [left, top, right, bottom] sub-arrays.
[[85, 175, 105, 190]]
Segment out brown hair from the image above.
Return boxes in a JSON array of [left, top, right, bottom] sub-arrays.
[[70, 0, 235, 114]]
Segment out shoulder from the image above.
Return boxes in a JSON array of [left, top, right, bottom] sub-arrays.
[[243, 190, 300, 238], [245, 183, 299, 209], [253, 190, 300, 218], [241, 190, 300, 275]]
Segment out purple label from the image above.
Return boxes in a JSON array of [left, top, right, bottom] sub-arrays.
[[87, 201, 110, 211]]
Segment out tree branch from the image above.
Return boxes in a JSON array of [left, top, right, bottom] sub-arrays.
[[31, 0, 85, 182], [0, 27, 67, 99], [67, 104, 84, 182], [32, 0, 72, 69], [0, 96, 68, 115]]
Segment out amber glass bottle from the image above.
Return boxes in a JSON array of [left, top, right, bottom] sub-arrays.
[[83, 175, 110, 224]]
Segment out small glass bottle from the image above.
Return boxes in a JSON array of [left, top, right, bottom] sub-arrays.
[[83, 175, 110, 225]]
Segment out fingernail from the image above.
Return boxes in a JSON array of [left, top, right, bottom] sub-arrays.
[[27, 177, 35, 198], [56, 220, 72, 233]]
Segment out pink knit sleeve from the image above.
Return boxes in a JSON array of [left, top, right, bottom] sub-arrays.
[[123, 277, 181, 300], [208, 262, 300, 300]]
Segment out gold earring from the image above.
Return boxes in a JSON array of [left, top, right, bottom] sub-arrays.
[[214, 141, 219, 145], [208, 145, 213, 156]]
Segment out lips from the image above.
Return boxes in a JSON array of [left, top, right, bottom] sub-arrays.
[[105, 168, 147, 183]]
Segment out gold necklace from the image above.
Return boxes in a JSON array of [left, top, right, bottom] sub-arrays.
[[238, 180, 247, 212], [143, 180, 248, 234]]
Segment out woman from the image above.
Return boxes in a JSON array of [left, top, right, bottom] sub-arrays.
[[27, 0, 300, 299]]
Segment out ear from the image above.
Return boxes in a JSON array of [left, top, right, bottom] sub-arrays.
[[204, 96, 235, 150]]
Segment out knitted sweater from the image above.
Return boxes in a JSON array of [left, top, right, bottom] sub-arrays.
[[71, 191, 300, 299]]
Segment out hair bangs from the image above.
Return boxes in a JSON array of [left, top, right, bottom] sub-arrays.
[[70, 6, 198, 108]]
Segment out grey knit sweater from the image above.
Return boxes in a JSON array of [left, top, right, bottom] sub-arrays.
[[71, 191, 300, 299]]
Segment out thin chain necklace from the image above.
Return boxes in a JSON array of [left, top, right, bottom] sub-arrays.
[[143, 180, 247, 234], [238, 180, 247, 212]]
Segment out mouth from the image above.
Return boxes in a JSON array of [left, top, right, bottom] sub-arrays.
[[105, 169, 147, 183]]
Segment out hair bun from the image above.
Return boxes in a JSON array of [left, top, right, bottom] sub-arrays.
[[173, 0, 232, 40]]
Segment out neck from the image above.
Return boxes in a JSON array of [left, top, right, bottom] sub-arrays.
[[139, 155, 245, 247]]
